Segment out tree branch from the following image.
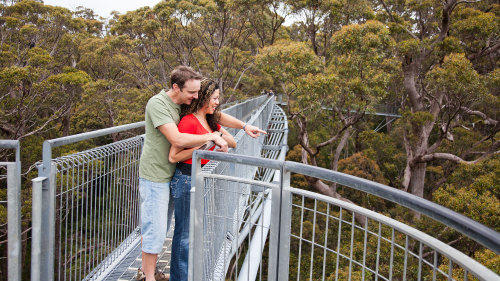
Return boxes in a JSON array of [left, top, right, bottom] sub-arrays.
[[315, 124, 350, 150], [460, 106, 498, 126], [468, 40, 500, 61], [420, 152, 468, 163], [18, 106, 67, 139], [421, 140, 499, 164], [378, 0, 419, 40]]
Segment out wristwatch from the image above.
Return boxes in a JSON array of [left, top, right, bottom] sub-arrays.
[[242, 123, 247, 131]]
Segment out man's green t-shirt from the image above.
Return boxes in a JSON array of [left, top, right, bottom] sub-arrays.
[[139, 89, 181, 182]]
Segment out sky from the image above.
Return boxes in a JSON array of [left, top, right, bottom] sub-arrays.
[[43, 0, 163, 18]]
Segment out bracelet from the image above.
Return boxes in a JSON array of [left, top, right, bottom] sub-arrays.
[[242, 123, 247, 131]]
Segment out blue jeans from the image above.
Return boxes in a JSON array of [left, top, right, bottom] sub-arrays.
[[170, 168, 191, 281]]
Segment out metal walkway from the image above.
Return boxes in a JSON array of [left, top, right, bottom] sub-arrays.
[[26, 95, 280, 281], [100, 231, 173, 281], [96, 102, 288, 280]]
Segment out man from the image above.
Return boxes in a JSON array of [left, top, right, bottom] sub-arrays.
[[137, 66, 265, 281]]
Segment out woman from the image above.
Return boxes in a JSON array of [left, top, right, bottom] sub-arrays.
[[168, 79, 236, 281]]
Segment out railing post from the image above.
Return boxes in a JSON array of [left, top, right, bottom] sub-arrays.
[[268, 166, 292, 281], [7, 162, 21, 281], [268, 166, 283, 280], [31, 176, 46, 281], [189, 152, 204, 281], [277, 169, 292, 279], [39, 142, 56, 281]]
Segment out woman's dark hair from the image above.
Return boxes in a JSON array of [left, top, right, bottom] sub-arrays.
[[180, 79, 221, 132]]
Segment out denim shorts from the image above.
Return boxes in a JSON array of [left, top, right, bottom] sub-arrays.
[[139, 177, 174, 254]]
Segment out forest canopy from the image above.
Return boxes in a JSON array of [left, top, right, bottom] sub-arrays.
[[0, 0, 499, 279]]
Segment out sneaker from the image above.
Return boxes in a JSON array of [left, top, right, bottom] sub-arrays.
[[135, 268, 170, 281]]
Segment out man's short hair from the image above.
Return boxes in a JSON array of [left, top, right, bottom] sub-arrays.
[[170, 65, 202, 90]]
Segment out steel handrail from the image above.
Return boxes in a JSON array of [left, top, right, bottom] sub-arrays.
[[193, 150, 500, 255]]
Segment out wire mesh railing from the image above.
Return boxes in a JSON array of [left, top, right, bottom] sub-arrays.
[[190, 97, 276, 281], [52, 136, 144, 281], [287, 188, 498, 281], [190, 150, 500, 281], [0, 140, 22, 281], [189, 102, 288, 281], [30, 94, 272, 281]]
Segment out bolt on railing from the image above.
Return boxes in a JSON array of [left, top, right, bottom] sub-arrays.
[[0, 140, 22, 281], [30, 94, 271, 281], [189, 151, 500, 281]]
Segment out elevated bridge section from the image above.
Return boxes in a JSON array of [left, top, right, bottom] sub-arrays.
[[1, 95, 499, 281]]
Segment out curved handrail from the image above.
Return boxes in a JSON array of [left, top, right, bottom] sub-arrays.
[[192, 150, 500, 255], [287, 187, 500, 281]]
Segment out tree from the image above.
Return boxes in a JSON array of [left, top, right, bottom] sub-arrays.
[[288, 0, 374, 58], [74, 36, 151, 139], [109, 0, 268, 100], [414, 155, 500, 277], [0, 2, 105, 279], [358, 130, 406, 188], [258, 21, 395, 221], [46, 68, 90, 136], [0, 0, 101, 141], [235, 0, 289, 48], [191, 0, 257, 97], [288, 0, 336, 56], [376, 0, 500, 199]]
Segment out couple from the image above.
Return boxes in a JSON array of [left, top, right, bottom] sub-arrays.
[[137, 66, 265, 281]]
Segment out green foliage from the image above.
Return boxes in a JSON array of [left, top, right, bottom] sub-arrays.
[[0, 0, 499, 279], [257, 40, 323, 86], [338, 152, 388, 184], [451, 7, 500, 52], [337, 152, 389, 211], [27, 46, 53, 67], [486, 68, 500, 96], [434, 156, 500, 228], [411, 156, 500, 277], [426, 53, 486, 106], [328, 20, 395, 107], [396, 38, 423, 57], [359, 131, 406, 188]]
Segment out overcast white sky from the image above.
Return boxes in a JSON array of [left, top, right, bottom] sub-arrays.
[[43, 0, 163, 18]]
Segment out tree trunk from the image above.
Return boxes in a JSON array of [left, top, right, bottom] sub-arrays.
[[330, 128, 351, 190], [408, 162, 426, 198], [62, 114, 70, 137], [331, 127, 351, 171]]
